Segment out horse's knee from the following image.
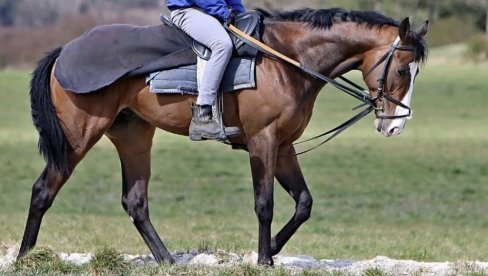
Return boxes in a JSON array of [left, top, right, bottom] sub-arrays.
[[121, 181, 148, 222], [295, 192, 313, 222], [122, 195, 147, 223], [255, 196, 274, 223]]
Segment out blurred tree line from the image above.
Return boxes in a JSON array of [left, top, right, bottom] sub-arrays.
[[0, 0, 486, 34], [0, 0, 160, 26], [0, 0, 487, 67]]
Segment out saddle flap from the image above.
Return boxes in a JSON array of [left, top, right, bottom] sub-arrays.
[[192, 41, 212, 60], [231, 11, 261, 50]]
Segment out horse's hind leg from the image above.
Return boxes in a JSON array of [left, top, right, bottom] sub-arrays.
[[270, 144, 313, 256], [105, 110, 174, 264], [18, 148, 82, 259], [18, 124, 112, 259]]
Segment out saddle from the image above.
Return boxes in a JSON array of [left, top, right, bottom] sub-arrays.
[[160, 11, 262, 60], [146, 11, 263, 95]]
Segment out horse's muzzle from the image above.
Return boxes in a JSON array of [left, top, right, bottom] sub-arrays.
[[374, 117, 407, 137]]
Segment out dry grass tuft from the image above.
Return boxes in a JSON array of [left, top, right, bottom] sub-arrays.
[[14, 247, 58, 270], [89, 246, 129, 274]]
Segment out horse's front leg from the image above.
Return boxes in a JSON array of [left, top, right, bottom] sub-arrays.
[[271, 144, 313, 255], [248, 129, 278, 266]]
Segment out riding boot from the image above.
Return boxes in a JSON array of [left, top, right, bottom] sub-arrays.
[[189, 104, 241, 141]]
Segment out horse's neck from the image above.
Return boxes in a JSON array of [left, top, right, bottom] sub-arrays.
[[264, 21, 397, 78]]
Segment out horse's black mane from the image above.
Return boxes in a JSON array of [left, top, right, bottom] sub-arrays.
[[258, 8, 427, 62], [258, 8, 399, 29]]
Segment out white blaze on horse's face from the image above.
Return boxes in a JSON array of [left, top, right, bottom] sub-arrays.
[[374, 61, 419, 137], [397, 61, 418, 120]]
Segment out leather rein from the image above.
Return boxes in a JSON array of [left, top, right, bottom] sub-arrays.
[[226, 24, 415, 155]]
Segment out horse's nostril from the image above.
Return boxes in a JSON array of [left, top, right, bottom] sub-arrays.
[[389, 127, 399, 135]]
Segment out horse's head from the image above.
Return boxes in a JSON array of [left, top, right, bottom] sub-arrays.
[[362, 18, 428, 137]]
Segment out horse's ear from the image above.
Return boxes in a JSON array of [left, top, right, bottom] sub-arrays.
[[416, 20, 429, 37], [399, 17, 410, 41]]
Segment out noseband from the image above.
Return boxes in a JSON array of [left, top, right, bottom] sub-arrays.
[[363, 37, 416, 119]]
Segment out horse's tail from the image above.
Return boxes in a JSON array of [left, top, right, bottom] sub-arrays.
[[30, 47, 69, 175]]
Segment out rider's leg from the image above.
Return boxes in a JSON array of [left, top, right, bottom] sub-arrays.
[[171, 8, 240, 140]]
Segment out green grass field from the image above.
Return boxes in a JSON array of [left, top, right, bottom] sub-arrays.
[[0, 44, 487, 269]]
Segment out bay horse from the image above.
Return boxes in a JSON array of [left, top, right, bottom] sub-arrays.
[[18, 8, 428, 265]]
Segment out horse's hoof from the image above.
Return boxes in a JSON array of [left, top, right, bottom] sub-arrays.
[[166, 256, 176, 264], [258, 257, 274, 266], [156, 256, 176, 264]]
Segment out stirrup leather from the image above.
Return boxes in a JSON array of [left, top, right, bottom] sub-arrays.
[[189, 97, 241, 142], [213, 94, 241, 141]]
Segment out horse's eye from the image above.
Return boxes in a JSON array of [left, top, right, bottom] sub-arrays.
[[397, 68, 409, 76]]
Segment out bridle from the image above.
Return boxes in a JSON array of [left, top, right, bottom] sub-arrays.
[[363, 37, 416, 120], [226, 24, 418, 155], [288, 37, 418, 154]]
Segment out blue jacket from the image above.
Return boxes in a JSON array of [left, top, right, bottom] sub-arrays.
[[166, 0, 246, 21]]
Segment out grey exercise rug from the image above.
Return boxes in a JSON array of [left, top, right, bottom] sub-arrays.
[[54, 24, 196, 93]]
